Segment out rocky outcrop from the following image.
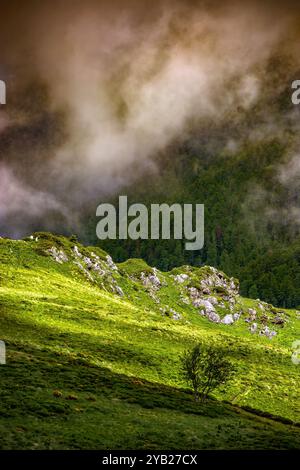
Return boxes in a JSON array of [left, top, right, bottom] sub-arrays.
[[47, 247, 68, 264], [260, 326, 277, 339], [141, 270, 161, 290], [199, 267, 239, 298], [174, 273, 189, 284], [222, 314, 234, 325], [46, 244, 124, 295], [160, 306, 182, 320], [178, 267, 241, 324], [41, 235, 288, 339], [207, 311, 220, 323], [106, 255, 118, 271]]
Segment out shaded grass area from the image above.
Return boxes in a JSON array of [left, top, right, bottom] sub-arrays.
[[1, 342, 300, 450]]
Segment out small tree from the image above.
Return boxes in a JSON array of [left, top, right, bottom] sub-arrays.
[[181, 343, 235, 402]]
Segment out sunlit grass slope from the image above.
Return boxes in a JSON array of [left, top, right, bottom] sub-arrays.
[[0, 233, 299, 449]]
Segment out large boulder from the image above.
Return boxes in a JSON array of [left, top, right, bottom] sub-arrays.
[[174, 273, 189, 283], [221, 314, 234, 325], [207, 311, 220, 323], [197, 299, 216, 313]]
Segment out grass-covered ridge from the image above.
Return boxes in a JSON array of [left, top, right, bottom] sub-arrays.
[[0, 233, 299, 450]]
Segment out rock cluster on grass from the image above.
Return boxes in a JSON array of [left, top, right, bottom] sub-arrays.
[[139, 268, 164, 303], [222, 314, 234, 325], [106, 255, 118, 271], [171, 266, 284, 336], [250, 322, 258, 333], [47, 244, 124, 296], [47, 246, 69, 264], [180, 268, 240, 324], [259, 326, 277, 339], [42, 236, 288, 338], [245, 302, 286, 338], [140, 270, 161, 290], [173, 273, 189, 284], [207, 311, 221, 323], [199, 267, 239, 297], [160, 306, 182, 320]]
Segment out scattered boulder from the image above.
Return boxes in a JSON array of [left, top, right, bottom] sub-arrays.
[[207, 296, 218, 306], [272, 316, 285, 325], [221, 314, 234, 325], [197, 299, 216, 313], [74, 260, 94, 282], [78, 254, 106, 276], [83, 256, 93, 269], [72, 245, 82, 258], [106, 255, 118, 271], [202, 287, 211, 295], [248, 308, 257, 320], [47, 247, 68, 264], [114, 286, 124, 297], [174, 273, 189, 283], [260, 314, 268, 324], [260, 326, 277, 339], [160, 307, 182, 320], [180, 295, 190, 304], [199, 267, 239, 298], [188, 287, 202, 305], [207, 311, 220, 323], [141, 270, 161, 290], [171, 309, 182, 320]]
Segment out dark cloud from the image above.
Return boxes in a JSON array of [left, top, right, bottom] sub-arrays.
[[0, 0, 300, 236]]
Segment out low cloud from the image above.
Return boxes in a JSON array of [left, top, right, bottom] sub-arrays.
[[0, 0, 300, 235], [0, 164, 71, 237]]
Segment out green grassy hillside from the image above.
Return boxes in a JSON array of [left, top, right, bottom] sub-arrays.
[[0, 233, 299, 449]]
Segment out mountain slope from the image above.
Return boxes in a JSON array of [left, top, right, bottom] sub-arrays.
[[90, 139, 300, 309], [0, 233, 299, 450]]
